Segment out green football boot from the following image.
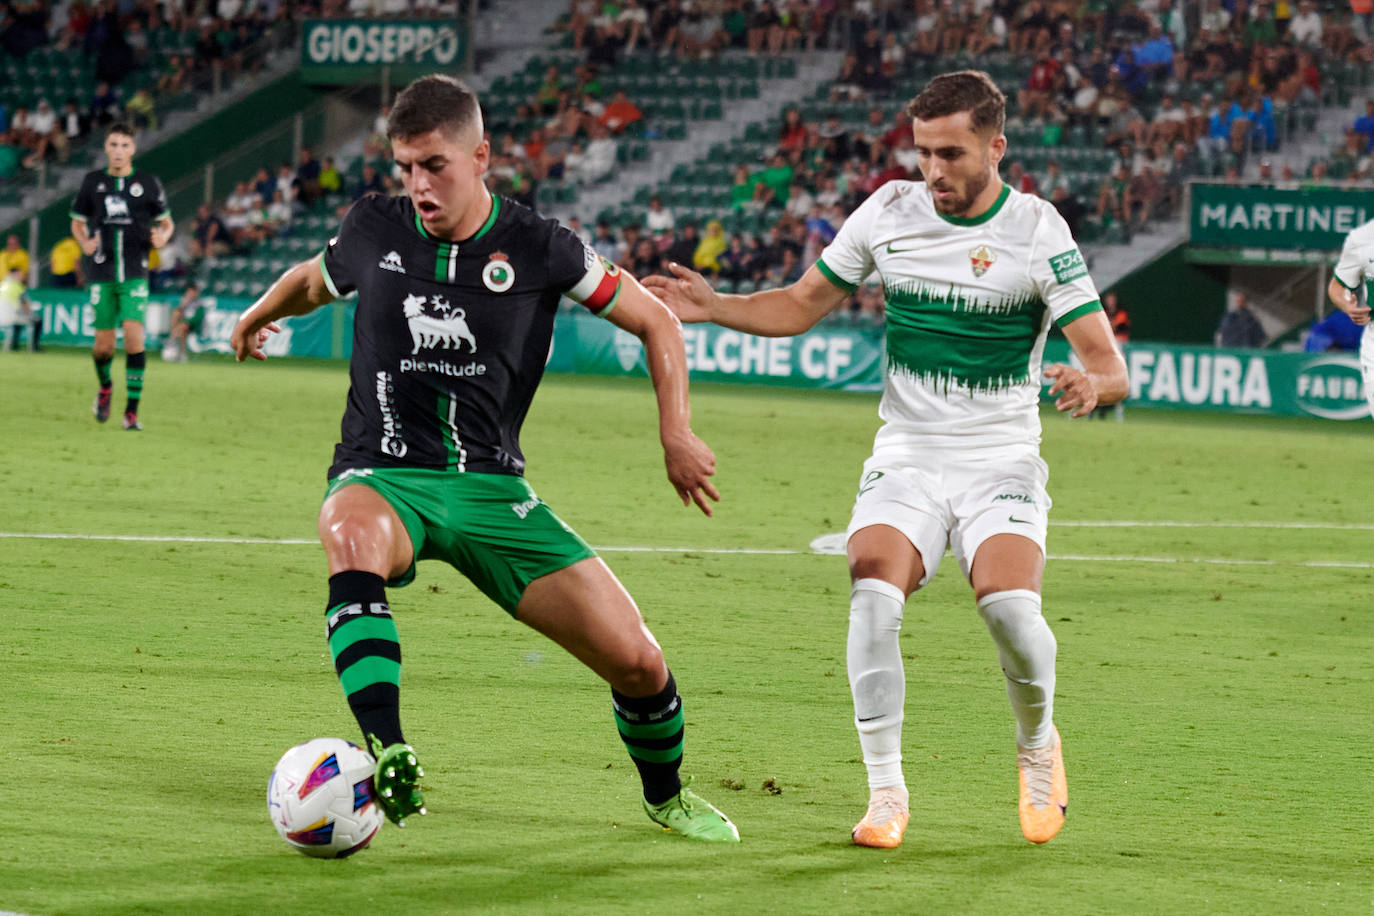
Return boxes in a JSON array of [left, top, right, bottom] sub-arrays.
[[371, 740, 426, 827], [643, 777, 740, 843]]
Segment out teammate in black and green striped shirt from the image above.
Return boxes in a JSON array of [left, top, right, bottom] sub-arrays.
[[70, 123, 173, 430]]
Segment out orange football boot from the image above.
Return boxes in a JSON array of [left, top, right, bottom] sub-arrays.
[[1017, 727, 1067, 844], [852, 786, 909, 848]]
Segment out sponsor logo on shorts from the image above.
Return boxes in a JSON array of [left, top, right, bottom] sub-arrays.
[[994, 493, 1035, 504], [857, 470, 885, 498], [510, 495, 543, 519]]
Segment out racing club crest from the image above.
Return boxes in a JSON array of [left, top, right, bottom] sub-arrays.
[[482, 252, 515, 292], [969, 245, 996, 278]]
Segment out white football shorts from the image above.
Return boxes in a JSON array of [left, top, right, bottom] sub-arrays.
[[845, 443, 1052, 586]]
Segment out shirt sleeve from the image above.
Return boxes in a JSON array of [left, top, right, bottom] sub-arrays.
[[1333, 228, 1367, 292], [1028, 203, 1103, 327], [319, 199, 368, 297], [814, 188, 881, 291], [69, 175, 93, 223], [550, 223, 622, 317], [150, 176, 171, 222]]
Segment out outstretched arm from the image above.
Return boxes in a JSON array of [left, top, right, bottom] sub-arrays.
[[604, 270, 721, 516], [1049, 310, 1129, 417], [229, 255, 335, 362], [642, 262, 851, 335]]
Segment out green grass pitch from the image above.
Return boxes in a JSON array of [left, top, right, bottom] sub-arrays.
[[2, 350, 1372, 915]]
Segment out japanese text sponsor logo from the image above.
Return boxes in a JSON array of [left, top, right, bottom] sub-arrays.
[[379, 250, 406, 274], [1048, 248, 1087, 284], [375, 370, 408, 458], [403, 292, 476, 355]]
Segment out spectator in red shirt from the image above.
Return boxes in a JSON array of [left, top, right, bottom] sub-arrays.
[[600, 91, 644, 134], [778, 107, 808, 150]]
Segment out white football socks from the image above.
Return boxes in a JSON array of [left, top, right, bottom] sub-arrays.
[[847, 577, 908, 792], [976, 589, 1057, 749]]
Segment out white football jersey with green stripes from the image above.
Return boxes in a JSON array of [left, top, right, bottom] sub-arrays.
[[816, 181, 1102, 448]]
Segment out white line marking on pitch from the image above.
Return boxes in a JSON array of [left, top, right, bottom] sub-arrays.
[[3, 531, 1374, 569]]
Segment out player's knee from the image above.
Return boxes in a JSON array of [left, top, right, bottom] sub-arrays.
[[318, 511, 395, 576], [609, 643, 667, 696]]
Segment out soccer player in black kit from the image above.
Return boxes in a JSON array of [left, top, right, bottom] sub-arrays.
[[230, 75, 739, 842], [70, 122, 173, 430]]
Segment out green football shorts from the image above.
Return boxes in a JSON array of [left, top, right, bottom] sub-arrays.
[[323, 467, 597, 615], [90, 278, 149, 330]]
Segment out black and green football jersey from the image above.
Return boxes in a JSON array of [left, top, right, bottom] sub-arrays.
[[320, 193, 622, 479], [69, 168, 170, 284]]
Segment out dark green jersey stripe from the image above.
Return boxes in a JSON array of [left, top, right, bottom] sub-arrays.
[[884, 281, 1046, 392]]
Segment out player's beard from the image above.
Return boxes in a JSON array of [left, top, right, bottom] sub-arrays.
[[930, 167, 990, 217]]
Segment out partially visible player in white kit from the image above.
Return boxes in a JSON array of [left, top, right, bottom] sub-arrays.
[[1327, 218, 1374, 416], [646, 71, 1128, 848]]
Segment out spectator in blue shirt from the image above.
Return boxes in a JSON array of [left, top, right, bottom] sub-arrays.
[[1133, 25, 1175, 76], [1352, 100, 1374, 152], [1245, 93, 1277, 150]]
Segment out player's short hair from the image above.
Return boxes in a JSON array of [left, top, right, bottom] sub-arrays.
[[387, 75, 483, 144], [906, 70, 1005, 137], [106, 122, 135, 139]]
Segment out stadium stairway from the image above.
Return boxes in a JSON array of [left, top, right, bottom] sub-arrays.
[[546, 49, 846, 227], [464, 0, 580, 95]]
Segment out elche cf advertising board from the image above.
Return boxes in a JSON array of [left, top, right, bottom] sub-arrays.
[[29, 290, 1374, 421]]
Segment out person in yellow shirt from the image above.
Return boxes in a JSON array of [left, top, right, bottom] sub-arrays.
[[0, 234, 30, 279], [1, 265, 41, 351], [50, 236, 83, 288]]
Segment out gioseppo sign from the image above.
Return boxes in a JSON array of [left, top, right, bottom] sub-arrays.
[[300, 20, 466, 83]]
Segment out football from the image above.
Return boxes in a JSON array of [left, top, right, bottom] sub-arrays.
[[267, 737, 384, 858]]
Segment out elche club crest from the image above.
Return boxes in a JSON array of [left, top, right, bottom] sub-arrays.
[[129, 182, 144, 198], [482, 252, 515, 292], [969, 245, 996, 278]]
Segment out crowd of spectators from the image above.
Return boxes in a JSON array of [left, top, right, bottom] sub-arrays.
[[562, 0, 829, 66], [0, 0, 286, 181]]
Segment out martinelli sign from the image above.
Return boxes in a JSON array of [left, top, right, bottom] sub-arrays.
[[1187, 182, 1374, 264], [300, 20, 468, 84]]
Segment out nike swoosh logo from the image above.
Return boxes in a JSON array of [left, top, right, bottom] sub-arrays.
[[1009, 516, 1033, 524], [886, 243, 918, 254]]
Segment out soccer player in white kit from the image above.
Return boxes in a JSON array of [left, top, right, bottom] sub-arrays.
[[646, 71, 1128, 848], [1327, 218, 1374, 417]]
